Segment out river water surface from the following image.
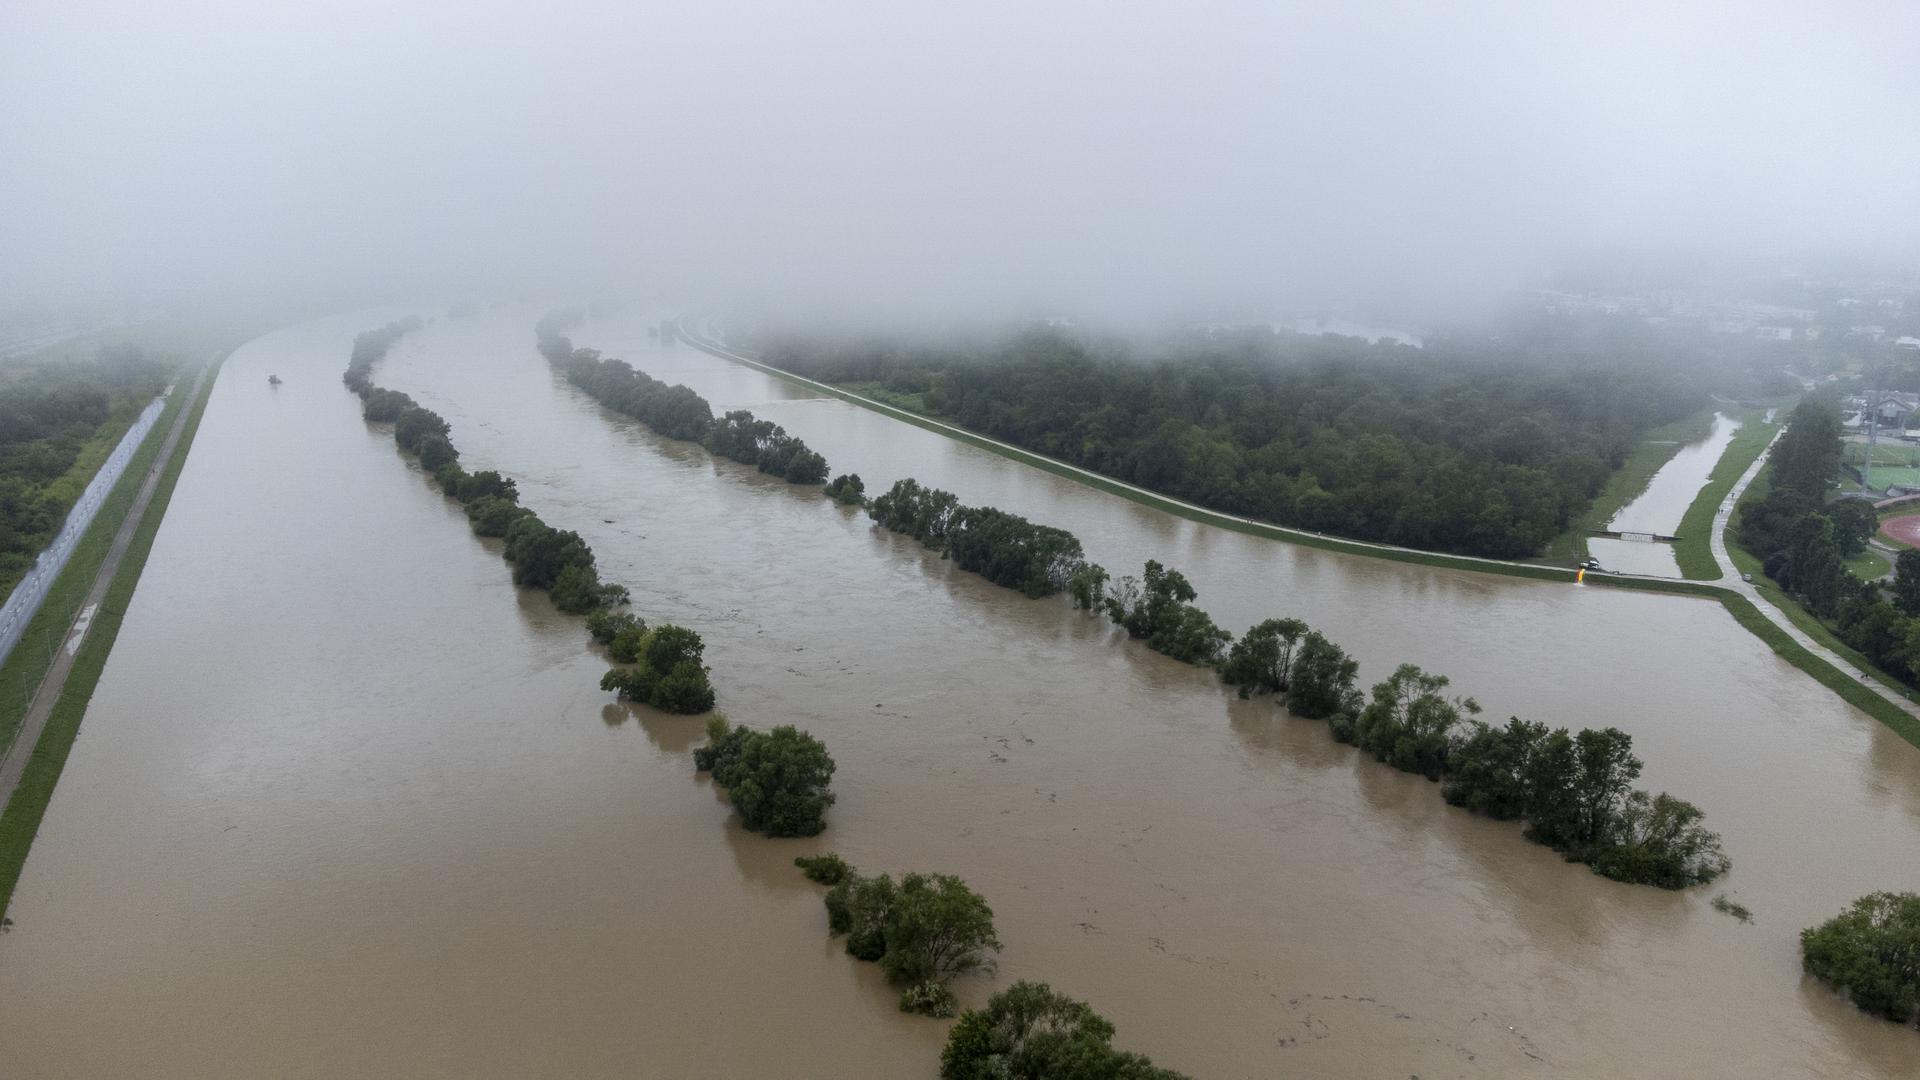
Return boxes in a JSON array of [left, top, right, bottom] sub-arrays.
[[0, 306, 1915, 1078]]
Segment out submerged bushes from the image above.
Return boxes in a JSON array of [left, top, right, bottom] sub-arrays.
[[801, 855, 999, 1017], [1204, 610, 1730, 889], [695, 717, 836, 836], [868, 478, 1087, 599], [1800, 891, 1920, 1027], [343, 319, 626, 616], [600, 623, 716, 714], [941, 981, 1188, 1079], [534, 311, 830, 486]]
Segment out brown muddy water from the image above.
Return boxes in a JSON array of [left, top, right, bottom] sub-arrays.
[[1588, 412, 1740, 578], [0, 306, 1915, 1078]]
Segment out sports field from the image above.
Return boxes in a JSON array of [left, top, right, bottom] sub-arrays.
[[1844, 440, 1920, 489], [1879, 512, 1920, 547]]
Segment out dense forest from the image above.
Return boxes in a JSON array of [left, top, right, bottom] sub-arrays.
[[534, 311, 829, 485], [752, 327, 1704, 558], [0, 346, 169, 594]]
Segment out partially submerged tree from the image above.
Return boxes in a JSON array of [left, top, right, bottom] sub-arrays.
[[1800, 891, 1920, 1027], [696, 718, 836, 837], [940, 981, 1188, 1079]]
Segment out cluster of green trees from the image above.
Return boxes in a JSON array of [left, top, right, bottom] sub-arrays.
[[694, 717, 836, 836], [824, 472, 865, 505], [1738, 397, 1875, 617], [704, 410, 830, 483], [1097, 559, 1231, 664], [760, 327, 1703, 558], [793, 853, 999, 1018], [343, 321, 626, 615], [940, 981, 1187, 1079], [867, 478, 1089, 599], [1204, 611, 1729, 888], [0, 344, 169, 593], [534, 311, 829, 485], [596, 618, 716, 714], [1737, 397, 1920, 688], [1800, 891, 1920, 1027]]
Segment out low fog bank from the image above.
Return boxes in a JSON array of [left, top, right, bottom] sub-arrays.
[[3, 1, 1916, 329]]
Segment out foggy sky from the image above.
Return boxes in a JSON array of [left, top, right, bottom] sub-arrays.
[[3, 0, 1916, 320]]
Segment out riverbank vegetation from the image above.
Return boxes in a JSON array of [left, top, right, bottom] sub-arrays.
[[941, 980, 1188, 1079], [793, 853, 998, 1018], [1800, 891, 1920, 1028], [0, 345, 170, 598], [535, 311, 831, 485], [695, 717, 836, 836], [756, 326, 1705, 560], [599, 623, 716, 714], [343, 320, 628, 616]]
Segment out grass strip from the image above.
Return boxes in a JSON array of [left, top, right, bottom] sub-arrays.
[[0, 359, 220, 921], [0, 386, 191, 753], [1717, 592, 1920, 749], [1674, 408, 1783, 580]]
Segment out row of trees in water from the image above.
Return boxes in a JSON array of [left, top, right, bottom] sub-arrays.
[[860, 468, 1728, 889], [350, 319, 830, 843], [535, 311, 829, 485], [344, 320, 628, 616]]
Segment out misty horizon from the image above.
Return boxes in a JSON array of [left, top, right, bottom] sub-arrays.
[[4, 1, 1917, 323]]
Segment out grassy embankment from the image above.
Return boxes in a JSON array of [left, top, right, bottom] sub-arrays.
[[1718, 462, 1920, 747], [1544, 408, 1715, 563], [1670, 407, 1785, 580], [0, 359, 221, 920]]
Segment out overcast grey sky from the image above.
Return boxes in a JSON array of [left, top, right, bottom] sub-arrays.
[[3, 0, 1915, 318]]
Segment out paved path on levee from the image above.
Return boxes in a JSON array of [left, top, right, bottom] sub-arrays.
[[1708, 427, 1920, 721], [0, 362, 212, 806]]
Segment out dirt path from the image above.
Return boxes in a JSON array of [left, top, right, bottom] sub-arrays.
[[0, 362, 213, 806]]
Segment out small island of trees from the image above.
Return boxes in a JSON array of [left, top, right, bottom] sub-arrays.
[[597, 620, 717, 714], [696, 717, 836, 836], [795, 854, 999, 1018], [1801, 891, 1920, 1028], [941, 981, 1189, 1079]]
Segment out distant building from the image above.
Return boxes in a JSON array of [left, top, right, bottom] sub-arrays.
[[1896, 336, 1920, 352]]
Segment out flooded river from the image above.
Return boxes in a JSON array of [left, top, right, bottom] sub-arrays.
[[0, 306, 1915, 1077], [1588, 413, 1740, 578]]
